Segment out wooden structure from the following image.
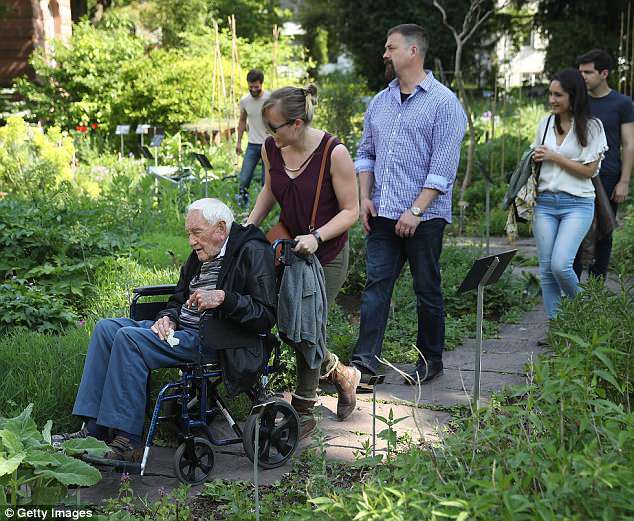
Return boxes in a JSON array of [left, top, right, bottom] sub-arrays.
[[0, 0, 73, 87]]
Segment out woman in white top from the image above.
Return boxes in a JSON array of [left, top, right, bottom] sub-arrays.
[[532, 68, 608, 319]]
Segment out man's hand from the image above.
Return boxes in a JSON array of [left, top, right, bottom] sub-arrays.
[[612, 180, 630, 203], [236, 143, 243, 156], [360, 198, 377, 235], [151, 316, 176, 341], [293, 234, 319, 255], [186, 289, 225, 311], [395, 210, 420, 238]]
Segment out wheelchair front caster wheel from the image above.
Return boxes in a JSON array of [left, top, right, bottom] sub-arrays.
[[242, 399, 300, 469], [174, 437, 215, 485]]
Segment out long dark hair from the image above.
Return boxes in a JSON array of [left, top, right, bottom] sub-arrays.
[[551, 68, 591, 147]]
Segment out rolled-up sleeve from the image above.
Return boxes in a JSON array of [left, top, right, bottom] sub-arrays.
[[424, 97, 467, 194], [354, 99, 377, 174]]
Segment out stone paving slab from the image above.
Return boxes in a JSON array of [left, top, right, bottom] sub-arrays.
[[307, 395, 452, 463]]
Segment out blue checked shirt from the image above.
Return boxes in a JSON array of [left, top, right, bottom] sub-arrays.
[[355, 72, 467, 223]]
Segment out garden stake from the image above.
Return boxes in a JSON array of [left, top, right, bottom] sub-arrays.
[[254, 414, 260, 521], [372, 384, 376, 458], [250, 402, 273, 521], [474, 257, 499, 410], [367, 375, 385, 458]]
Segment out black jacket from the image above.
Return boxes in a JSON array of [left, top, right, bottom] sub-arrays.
[[157, 223, 276, 395]]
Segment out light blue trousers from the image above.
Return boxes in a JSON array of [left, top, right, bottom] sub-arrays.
[[72, 318, 200, 436], [533, 191, 594, 319]]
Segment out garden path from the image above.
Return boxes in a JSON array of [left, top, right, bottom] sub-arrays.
[[72, 236, 553, 506]]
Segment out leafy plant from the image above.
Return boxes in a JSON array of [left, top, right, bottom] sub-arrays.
[[0, 404, 107, 506], [0, 116, 75, 199], [375, 408, 408, 460]]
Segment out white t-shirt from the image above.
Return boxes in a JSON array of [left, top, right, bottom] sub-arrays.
[[532, 115, 608, 198], [239, 91, 270, 145]]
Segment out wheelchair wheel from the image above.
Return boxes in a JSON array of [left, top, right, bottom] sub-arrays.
[[242, 399, 300, 469], [173, 437, 215, 485]]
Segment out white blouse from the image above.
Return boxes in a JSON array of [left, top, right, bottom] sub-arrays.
[[532, 115, 608, 198]]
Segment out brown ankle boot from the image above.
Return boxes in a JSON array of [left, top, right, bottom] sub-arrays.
[[327, 362, 361, 420], [291, 395, 317, 439]]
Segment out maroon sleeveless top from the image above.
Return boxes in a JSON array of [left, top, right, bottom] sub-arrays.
[[266, 132, 347, 266]]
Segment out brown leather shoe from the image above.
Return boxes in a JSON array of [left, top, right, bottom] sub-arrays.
[[291, 395, 317, 439], [104, 435, 143, 462], [328, 362, 361, 420]]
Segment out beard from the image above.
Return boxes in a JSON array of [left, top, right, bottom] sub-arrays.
[[384, 60, 395, 82]]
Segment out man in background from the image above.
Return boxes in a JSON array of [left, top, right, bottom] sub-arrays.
[[574, 49, 634, 280], [236, 69, 270, 208]]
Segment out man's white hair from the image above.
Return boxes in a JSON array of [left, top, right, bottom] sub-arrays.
[[187, 198, 234, 229]]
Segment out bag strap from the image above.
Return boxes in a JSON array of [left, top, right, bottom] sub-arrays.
[[534, 114, 552, 183], [309, 135, 336, 232]]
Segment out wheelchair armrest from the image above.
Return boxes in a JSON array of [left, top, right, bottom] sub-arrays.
[[132, 284, 177, 297]]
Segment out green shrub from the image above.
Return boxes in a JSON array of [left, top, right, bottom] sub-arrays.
[[0, 116, 75, 198], [15, 21, 145, 133], [16, 21, 307, 137], [0, 279, 77, 333], [312, 71, 370, 154], [0, 196, 135, 324]]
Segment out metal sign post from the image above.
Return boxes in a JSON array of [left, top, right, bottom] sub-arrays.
[[115, 125, 130, 160], [458, 250, 517, 411], [193, 153, 213, 198], [249, 401, 273, 521]]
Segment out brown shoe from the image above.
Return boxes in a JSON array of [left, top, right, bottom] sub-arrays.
[[328, 362, 361, 420], [104, 435, 143, 462], [291, 395, 317, 439]]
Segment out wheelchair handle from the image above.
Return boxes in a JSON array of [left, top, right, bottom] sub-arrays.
[[271, 239, 297, 250]]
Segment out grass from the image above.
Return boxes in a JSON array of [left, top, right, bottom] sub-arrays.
[[0, 325, 90, 433]]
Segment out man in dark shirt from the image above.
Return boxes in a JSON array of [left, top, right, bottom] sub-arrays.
[[574, 49, 634, 279]]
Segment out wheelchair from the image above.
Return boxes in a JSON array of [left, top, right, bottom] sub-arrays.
[[94, 240, 302, 486]]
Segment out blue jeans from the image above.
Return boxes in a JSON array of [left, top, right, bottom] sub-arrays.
[[534, 192, 595, 319], [72, 318, 200, 436], [238, 142, 264, 205], [351, 217, 446, 374]]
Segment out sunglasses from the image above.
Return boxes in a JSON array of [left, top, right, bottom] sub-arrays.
[[266, 120, 294, 134]]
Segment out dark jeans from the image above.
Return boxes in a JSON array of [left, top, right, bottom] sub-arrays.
[[573, 174, 620, 279], [238, 142, 264, 206], [351, 217, 446, 374]]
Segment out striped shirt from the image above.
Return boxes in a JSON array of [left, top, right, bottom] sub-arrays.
[[178, 240, 227, 330], [355, 71, 467, 223]]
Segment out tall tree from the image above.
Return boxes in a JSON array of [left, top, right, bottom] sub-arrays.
[[530, 0, 628, 79], [301, 0, 497, 91], [431, 0, 511, 211]]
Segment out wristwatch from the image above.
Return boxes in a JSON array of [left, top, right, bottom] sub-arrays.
[[311, 230, 324, 245], [410, 206, 423, 217]]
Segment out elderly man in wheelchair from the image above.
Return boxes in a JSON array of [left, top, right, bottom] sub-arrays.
[[53, 198, 298, 483]]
